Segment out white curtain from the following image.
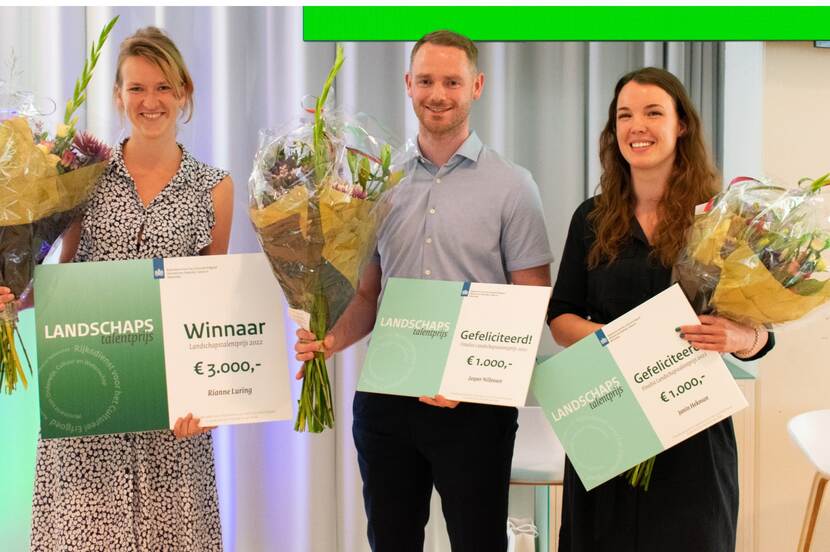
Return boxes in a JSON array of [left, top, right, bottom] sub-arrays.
[[0, 6, 724, 551]]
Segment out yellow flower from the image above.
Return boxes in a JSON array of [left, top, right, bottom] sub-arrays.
[[811, 238, 825, 250], [35, 143, 51, 155], [817, 258, 827, 272], [56, 123, 71, 138]]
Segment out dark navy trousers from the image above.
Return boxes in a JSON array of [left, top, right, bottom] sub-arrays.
[[352, 391, 518, 552]]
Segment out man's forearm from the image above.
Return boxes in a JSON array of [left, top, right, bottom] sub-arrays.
[[510, 264, 551, 287], [329, 289, 378, 353]]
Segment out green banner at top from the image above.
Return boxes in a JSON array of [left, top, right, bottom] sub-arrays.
[[303, 6, 830, 41]]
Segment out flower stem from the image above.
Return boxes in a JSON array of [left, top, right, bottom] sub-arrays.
[[0, 302, 28, 394], [624, 456, 656, 491], [294, 284, 335, 432]]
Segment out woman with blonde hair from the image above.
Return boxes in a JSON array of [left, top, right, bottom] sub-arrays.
[[548, 67, 773, 551], [1, 27, 232, 550]]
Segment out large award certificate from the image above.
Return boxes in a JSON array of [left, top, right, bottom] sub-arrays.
[[357, 278, 551, 406], [531, 284, 747, 490], [34, 253, 293, 438]]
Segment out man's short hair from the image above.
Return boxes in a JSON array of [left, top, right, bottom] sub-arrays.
[[410, 30, 478, 71]]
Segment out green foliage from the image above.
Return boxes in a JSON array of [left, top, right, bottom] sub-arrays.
[[312, 45, 344, 181], [804, 172, 830, 193], [62, 16, 119, 129], [790, 278, 827, 296], [295, 285, 334, 433]]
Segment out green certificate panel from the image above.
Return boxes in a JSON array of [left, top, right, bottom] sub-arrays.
[[359, 278, 463, 397], [532, 334, 662, 490], [35, 259, 168, 438]]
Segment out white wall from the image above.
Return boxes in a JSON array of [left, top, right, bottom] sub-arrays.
[[758, 41, 830, 552]]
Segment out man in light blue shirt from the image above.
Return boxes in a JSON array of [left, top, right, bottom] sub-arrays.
[[375, 131, 552, 290], [297, 30, 553, 551]]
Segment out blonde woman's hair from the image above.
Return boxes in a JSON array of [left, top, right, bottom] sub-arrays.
[[114, 27, 194, 122]]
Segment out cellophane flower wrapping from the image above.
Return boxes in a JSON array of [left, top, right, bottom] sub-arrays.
[[627, 176, 830, 491], [0, 15, 117, 395], [673, 176, 830, 328], [0, 115, 110, 393], [248, 48, 405, 432]]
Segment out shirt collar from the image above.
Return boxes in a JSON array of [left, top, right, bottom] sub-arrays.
[[454, 131, 483, 162], [408, 131, 483, 167]]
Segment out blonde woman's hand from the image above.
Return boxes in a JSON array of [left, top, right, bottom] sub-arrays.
[[0, 287, 16, 312], [173, 412, 215, 439], [0, 286, 33, 311]]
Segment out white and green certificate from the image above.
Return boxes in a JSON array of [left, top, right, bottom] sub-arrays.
[[34, 253, 293, 438], [531, 284, 747, 490], [358, 278, 552, 406]]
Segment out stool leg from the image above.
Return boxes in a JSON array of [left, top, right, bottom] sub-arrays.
[[798, 473, 827, 552], [551, 484, 562, 552]]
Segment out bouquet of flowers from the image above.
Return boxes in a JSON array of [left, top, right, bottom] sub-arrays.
[[626, 174, 830, 491], [0, 16, 117, 394], [249, 46, 404, 432], [674, 174, 830, 327]]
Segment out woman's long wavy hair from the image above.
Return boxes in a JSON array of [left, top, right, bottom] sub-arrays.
[[587, 67, 720, 269]]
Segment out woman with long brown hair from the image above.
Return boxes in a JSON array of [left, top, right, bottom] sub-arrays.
[[548, 67, 773, 550]]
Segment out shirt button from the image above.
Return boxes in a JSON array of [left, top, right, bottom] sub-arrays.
[[429, 208, 436, 215], [424, 269, 432, 276], [436, 178, 441, 184], [425, 237, 432, 244]]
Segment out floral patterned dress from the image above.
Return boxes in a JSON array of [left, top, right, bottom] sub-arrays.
[[30, 141, 227, 552]]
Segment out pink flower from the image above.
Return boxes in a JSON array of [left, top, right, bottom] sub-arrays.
[[60, 149, 78, 170], [71, 131, 111, 166], [331, 179, 367, 200]]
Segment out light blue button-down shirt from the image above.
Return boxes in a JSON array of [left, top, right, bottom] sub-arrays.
[[373, 131, 553, 290]]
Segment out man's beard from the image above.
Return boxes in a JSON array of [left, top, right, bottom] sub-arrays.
[[418, 103, 467, 137]]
